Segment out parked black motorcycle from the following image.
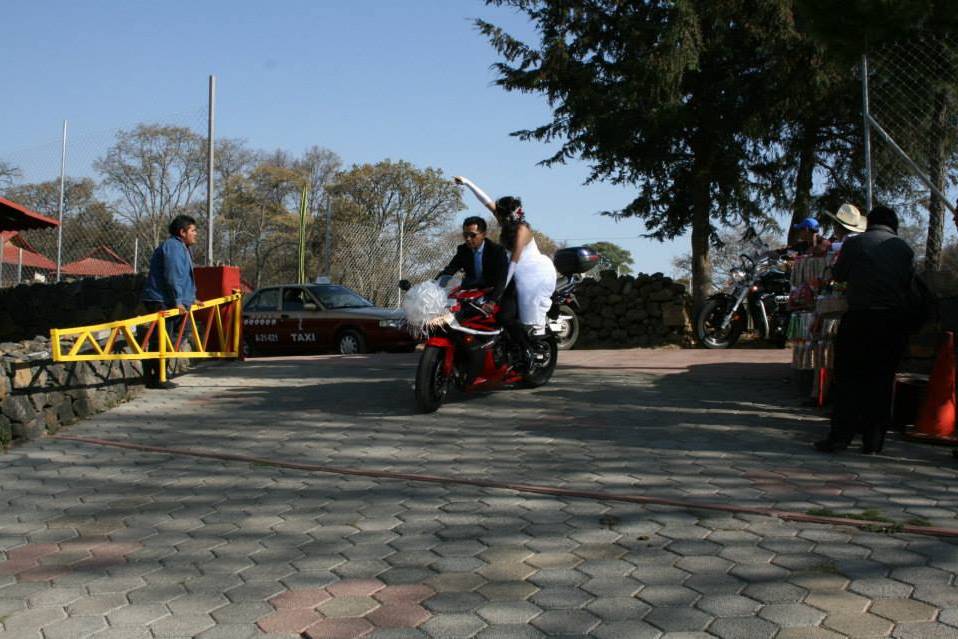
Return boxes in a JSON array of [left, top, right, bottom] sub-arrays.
[[695, 239, 791, 349]]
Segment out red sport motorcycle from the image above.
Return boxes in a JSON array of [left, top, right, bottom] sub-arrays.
[[402, 246, 598, 413]]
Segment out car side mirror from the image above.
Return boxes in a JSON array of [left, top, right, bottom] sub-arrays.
[[398, 279, 411, 292], [304, 302, 318, 311]]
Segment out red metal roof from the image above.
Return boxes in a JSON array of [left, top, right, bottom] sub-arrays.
[[60, 258, 134, 277], [0, 232, 57, 270], [0, 197, 59, 231], [61, 246, 134, 277]]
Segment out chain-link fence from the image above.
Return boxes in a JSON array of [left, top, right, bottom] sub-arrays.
[[0, 108, 210, 289], [865, 34, 958, 274], [321, 221, 455, 308]]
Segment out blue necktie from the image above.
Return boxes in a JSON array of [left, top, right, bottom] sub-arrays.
[[474, 248, 483, 281]]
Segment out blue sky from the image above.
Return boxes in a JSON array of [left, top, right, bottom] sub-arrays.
[[2, 0, 691, 275]]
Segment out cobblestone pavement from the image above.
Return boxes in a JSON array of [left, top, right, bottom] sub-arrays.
[[2, 349, 958, 638]]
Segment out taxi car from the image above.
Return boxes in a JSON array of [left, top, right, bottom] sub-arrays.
[[242, 283, 416, 355]]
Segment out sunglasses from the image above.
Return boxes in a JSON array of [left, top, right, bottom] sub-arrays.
[[463, 231, 482, 239]]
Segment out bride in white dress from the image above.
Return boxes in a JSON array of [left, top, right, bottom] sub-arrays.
[[453, 176, 557, 329]]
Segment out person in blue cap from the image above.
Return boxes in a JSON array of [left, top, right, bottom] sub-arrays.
[[790, 217, 830, 256]]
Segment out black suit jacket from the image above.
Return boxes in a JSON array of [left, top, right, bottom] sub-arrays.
[[438, 238, 510, 301]]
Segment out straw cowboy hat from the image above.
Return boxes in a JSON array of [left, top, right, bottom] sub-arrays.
[[826, 203, 866, 233]]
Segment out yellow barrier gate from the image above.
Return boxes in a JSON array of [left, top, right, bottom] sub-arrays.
[[50, 291, 243, 382]]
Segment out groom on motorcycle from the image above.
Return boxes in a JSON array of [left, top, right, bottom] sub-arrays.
[[437, 216, 510, 304], [436, 216, 531, 366]]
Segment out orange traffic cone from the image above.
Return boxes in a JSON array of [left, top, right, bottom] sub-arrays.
[[915, 331, 956, 439]]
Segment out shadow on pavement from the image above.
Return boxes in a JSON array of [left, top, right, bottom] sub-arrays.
[[56, 353, 958, 532]]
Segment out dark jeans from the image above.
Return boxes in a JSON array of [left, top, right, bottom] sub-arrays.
[[828, 309, 908, 450], [139, 301, 184, 386]]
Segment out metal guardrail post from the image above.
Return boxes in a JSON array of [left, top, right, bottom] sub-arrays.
[[158, 313, 168, 383], [50, 328, 62, 361], [862, 55, 873, 213], [233, 292, 242, 353]]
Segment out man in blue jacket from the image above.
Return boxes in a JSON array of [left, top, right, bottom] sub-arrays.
[[140, 215, 198, 389]]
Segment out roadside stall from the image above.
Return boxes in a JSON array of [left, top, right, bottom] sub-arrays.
[[786, 253, 845, 404]]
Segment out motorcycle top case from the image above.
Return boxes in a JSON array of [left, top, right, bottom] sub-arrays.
[[553, 246, 600, 276]]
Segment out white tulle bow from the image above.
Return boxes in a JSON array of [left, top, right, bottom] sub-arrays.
[[401, 281, 452, 336]]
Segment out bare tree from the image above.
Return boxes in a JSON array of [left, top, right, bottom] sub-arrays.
[[94, 124, 206, 250], [329, 160, 463, 233], [326, 160, 464, 303], [294, 146, 341, 276], [0, 161, 20, 190], [297, 146, 342, 214], [214, 138, 260, 265], [226, 163, 304, 288]]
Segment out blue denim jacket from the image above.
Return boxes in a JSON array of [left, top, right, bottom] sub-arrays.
[[142, 237, 196, 308]]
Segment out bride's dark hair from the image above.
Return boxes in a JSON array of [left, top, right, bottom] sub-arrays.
[[494, 196, 523, 221]]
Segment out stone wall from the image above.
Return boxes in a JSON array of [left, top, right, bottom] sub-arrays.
[[0, 336, 142, 448], [0, 274, 146, 343], [574, 271, 693, 348], [0, 336, 191, 449]]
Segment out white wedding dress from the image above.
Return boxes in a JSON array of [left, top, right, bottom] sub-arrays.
[[513, 237, 557, 326]]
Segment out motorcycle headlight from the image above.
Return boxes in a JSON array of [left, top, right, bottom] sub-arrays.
[[379, 319, 404, 329], [730, 268, 747, 283]]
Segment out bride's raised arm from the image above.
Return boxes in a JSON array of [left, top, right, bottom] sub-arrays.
[[454, 176, 496, 214]]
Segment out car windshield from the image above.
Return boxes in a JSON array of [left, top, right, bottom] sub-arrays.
[[309, 285, 374, 309]]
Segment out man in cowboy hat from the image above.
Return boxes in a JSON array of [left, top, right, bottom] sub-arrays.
[[814, 205, 915, 454], [825, 203, 867, 252]]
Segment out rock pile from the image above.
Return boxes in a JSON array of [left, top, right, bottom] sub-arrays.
[[573, 271, 692, 348]]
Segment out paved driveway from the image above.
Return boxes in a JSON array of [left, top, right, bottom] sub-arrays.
[[2, 349, 958, 638]]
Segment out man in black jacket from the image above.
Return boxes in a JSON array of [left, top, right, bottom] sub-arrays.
[[437, 216, 510, 302], [815, 205, 915, 454], [437, 216, 529, 364]]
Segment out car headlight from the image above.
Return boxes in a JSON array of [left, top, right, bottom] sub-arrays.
[[729, 268, 748, 283], [379, 319, 404, 329]]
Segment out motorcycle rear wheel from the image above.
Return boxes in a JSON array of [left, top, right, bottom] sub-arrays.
[[415, 345, 450, 413], [523, 336, 558, 388], [696, 298, 743, 349], [553, 305, 580, 351]]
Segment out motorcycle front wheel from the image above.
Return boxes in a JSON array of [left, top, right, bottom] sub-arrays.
[[696, 298, 743, 349], [552, 305, 580, 351], [415, 345, 450, 413], [523, 336, 558, 388]]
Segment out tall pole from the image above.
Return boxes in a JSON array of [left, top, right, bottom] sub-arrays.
[[323, 196, 332, 277], [57, 120, 68, 281], [397, 215, 404, 309], [207, 75, 216, 266], [298, 185, 308, 284], [861, 55, 873, 213], [17, 248, 22, 284], [133, 237, 139, 274]]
